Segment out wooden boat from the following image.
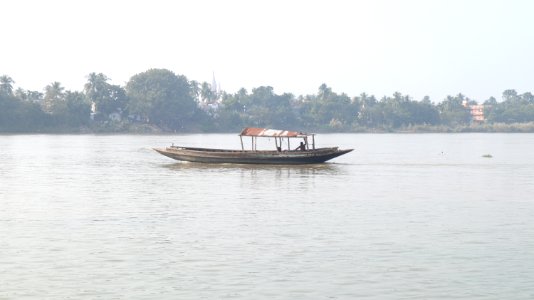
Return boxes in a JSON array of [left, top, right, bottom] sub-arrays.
[[154, 127, 353, 164]]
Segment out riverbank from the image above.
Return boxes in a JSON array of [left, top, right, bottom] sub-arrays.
[[2, 122, 534, 134], [350, 122, 534, 133]]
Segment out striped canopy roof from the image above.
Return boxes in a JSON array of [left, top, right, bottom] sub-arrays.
[[239, 127, 310, 138]]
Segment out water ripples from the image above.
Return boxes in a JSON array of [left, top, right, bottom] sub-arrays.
[[1, 134, 534, 299]]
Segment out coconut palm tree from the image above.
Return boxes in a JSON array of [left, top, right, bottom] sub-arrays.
[[84, 72, 109, 100], [43, 81, 65, 113], [0, 75, 15, 96], [200, 82, 214, 104]]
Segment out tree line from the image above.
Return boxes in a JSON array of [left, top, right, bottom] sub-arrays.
[[1, 69, 534, 133]]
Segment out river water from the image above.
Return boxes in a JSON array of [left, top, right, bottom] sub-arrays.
[[1, 133, 533, 299]]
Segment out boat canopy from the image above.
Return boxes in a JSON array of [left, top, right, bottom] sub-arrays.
[[239, 127, 310, 138]]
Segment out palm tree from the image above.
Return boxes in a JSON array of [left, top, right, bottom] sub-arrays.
[[84, 73, 109, 98], [189, 80, 201, 102], [14, 88, 27, 101], [0, 75, 15, 96], [84, 73, 111, 114], [43, 81, 65, 113], [28, 91, 44, 103], [317, 83, 332, 101], [200, 82, 213, 104]]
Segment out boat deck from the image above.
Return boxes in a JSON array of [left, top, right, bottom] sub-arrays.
[[155, 146, 352, 164]]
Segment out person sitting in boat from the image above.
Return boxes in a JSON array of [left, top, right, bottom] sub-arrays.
[[296, 141, 306, 151]]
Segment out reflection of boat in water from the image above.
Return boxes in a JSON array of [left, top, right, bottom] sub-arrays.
[[154, 127, 353, 164]]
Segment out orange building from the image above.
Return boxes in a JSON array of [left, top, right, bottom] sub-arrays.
[[463, 100, 485, 122]]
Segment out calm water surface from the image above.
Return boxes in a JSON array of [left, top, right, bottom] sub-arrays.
[[1, 134, 533, 299]]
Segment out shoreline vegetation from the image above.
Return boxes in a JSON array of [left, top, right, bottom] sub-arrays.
[[7, 122, 534, 134], [2, 69, 534, 134]]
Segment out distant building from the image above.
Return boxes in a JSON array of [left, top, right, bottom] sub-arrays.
[[90, 101, 123, 122], [462, 100, 485, 122], [109, 112, 122, 122], [199, 72, 222, 114], [211, 72, 218, 97]]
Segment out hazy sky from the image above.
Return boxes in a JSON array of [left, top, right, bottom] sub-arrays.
[[2, 0, 533, 102]]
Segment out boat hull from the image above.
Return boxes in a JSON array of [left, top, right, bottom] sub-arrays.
[[154, 146, 352, 164]]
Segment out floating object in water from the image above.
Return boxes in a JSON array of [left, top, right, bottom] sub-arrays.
[[482, 154, 493, 158]]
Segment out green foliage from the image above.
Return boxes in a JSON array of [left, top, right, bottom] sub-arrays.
[[297, 84, 359, 131], [43, 81, 65, 113], [84, 73, 128, 119], [0, 93, 50, 132], [485, 90, 534, 123], [200, 81, 215, 103], [437, 94, 471, 125], [219, 86, 298, 130], [50, 91, 92, 128], [0, 75, 15, 96], [126, 69, 199, 131], [353, 92, 439, 130], [3, 70, 534, 133]]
